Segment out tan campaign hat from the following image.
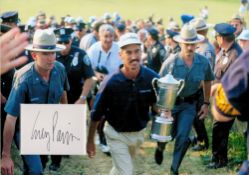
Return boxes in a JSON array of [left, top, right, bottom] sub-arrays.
[[26, 29, 65, 52], [173, 24, 204, 44]]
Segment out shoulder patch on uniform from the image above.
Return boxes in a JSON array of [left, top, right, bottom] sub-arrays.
[[83, 54, 91, 66]]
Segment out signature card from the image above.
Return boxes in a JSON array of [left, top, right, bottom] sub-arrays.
[[20, 104, 86, 155]]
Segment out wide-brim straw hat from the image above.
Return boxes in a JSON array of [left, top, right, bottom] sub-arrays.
[[26, 29, 65, 52], [173, 24, 204, 44], [189, 18, 209, 31]]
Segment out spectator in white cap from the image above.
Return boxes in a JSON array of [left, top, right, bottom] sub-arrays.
[[238, 29, 249, 51], [87, 33, 160, 175]]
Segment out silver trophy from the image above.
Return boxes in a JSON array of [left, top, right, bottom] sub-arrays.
[[151, 72, 184, 142]]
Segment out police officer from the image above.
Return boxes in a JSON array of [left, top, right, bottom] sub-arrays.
[[208, 23, 243, 169], [164, 29, 180, 56], [1, 29, 69, 175], [55, 27, 94, 105], [154, 24, 214, 175], [145, 28, 166, 73], [211, 49, 249, 174], [189, 18, 216, 151], [1, 11, 20, 154]]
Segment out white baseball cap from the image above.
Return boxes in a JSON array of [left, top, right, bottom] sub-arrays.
[[237, 30, 249, 41], [118, 33, 141, 48]]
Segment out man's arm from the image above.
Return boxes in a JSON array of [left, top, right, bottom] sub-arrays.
[[75, 78, 93, 104], [60, 91, 68, 104], [1, 114, 17, 175], [86, 120, 99, 158], [198, 80, 212, 119]]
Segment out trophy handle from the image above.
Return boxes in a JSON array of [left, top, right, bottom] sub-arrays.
[[152, 78, 159, 100], [177, 79, 185, 96]]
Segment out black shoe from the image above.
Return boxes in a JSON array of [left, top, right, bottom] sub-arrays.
[[49, 164, 60, 171], [154, 148, 163, 165], [207, 161, 227, 169], [192, 143, 208, 151], [170, 167, 179, 175]]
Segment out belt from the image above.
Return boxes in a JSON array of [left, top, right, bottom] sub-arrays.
[[175, 93, 198, 105]]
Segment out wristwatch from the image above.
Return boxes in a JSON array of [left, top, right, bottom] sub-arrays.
[[203, 101, 210, 106], [80, 95, 86, 101]]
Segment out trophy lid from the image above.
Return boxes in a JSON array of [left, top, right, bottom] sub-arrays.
[[158, 74, 181, 85]]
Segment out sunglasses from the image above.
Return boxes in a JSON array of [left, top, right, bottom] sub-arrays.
[[58, 40, 70, 45]]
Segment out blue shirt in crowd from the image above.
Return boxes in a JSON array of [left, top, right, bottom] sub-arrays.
[[160, 53, 215, 97]]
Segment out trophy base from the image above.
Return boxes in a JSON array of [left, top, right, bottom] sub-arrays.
[[151, 134, 172, 142]]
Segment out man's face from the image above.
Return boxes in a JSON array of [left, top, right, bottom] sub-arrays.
[[230, 19, 243, 36], [238, 40, 249, 50], [120, 44, 141, 71], [100, 30, 114, 49], [180, 43, 196, 57], [32, 52, 56, 71], [59, 40, 72, 55]]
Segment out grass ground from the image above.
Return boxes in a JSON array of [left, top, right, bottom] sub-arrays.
[[3, 0, 248, 174], [12, 118, 247, 175]]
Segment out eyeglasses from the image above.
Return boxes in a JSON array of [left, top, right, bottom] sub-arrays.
[[58, 40, 70, 45]]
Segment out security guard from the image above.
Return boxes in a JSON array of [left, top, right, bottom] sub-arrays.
[[154, 24, 214, 175], [189, 18, 216, 151], [164, 29, 180, 56], [208, 23, 243, 169], [1, 29, 69, 175], [146, 28, 166, 73], [55, 27, 94, 104]]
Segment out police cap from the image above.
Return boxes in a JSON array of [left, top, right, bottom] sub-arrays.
[[214, 23, 236, 36], [116, 23, 126, 32], [165, 29, 179, 38], [148, 28, 159, 40], [1, 11, 19, 24], [54, 27, 74, 42]]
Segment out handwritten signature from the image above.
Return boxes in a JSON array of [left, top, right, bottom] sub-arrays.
[[31, 111, 80, 151]]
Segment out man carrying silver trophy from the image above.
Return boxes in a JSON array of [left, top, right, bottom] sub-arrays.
[[152, 24, 215, 175]]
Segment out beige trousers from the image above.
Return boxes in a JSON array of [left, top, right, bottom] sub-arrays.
[[104, 123, 145, 175]]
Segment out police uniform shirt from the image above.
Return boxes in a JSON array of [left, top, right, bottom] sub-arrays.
[[5, 61, 70, 118], [195, 38, 216, 70], [160, 53, 215, 98], [56, 46, 94, 101], [214, 49, 249, 120], [214, 42, 242, 82], [147, 41, 166, 73], [91, 66, 159, 132], [71, 36, 81, 47], [87, 41, 122, 74]]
